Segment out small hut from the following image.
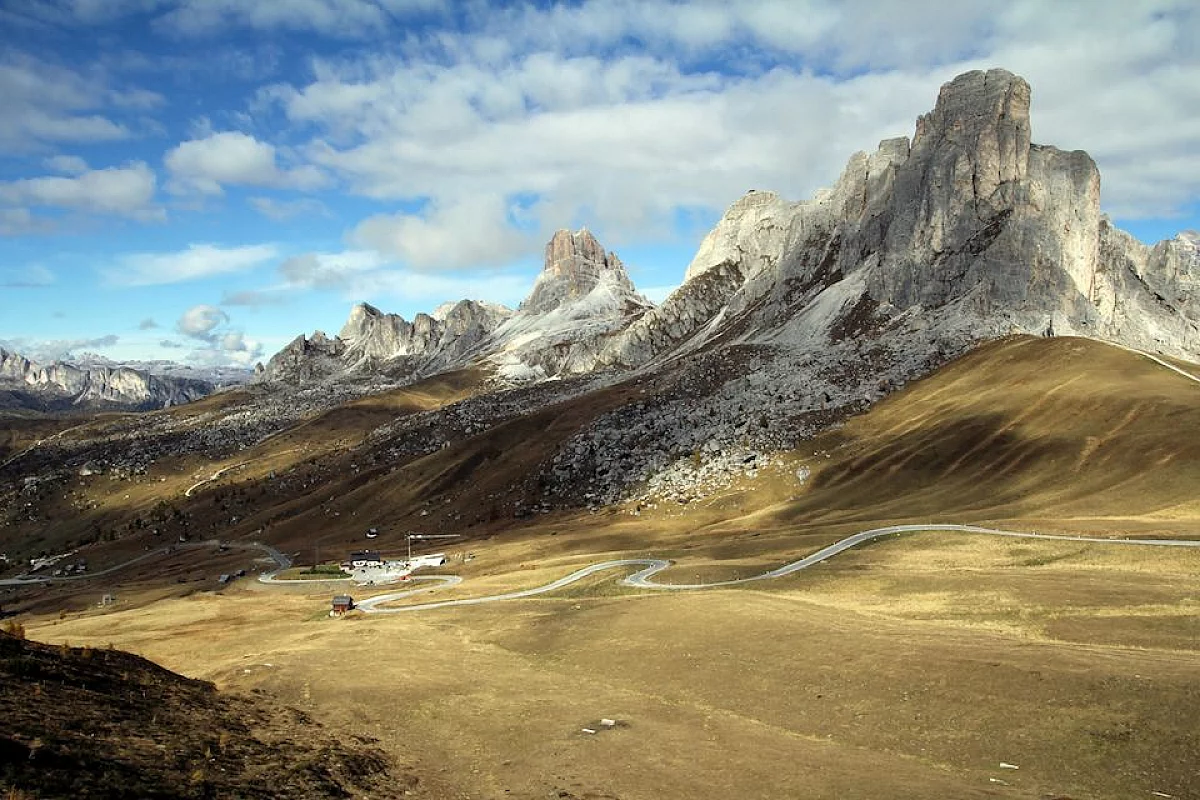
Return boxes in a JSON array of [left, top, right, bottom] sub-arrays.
[[331, 595, 354, 615]]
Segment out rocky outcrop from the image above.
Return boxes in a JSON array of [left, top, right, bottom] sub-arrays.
[[595, 68, 1200, 368], [259, 331, 345, 384], [484, 229, 652, 380], [261, 68, 1198, 401], [259, 228, 650, 385], [521, 229, 643, 315], [259, 300, 514, 384], [0, 348, 212, 411]]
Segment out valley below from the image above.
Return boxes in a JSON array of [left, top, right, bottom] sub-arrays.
[[5, 336, 1200, 800]]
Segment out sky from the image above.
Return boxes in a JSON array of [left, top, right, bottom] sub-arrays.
[[0, 0, 1197, 369]]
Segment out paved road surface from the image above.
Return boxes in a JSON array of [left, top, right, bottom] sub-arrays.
[[356, 524, 1200, 613]]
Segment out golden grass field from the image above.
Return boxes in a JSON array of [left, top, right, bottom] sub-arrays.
[[16, 336, 1200, 799]]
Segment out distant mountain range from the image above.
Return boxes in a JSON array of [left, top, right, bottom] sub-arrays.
[[0, 349, 244, 412]]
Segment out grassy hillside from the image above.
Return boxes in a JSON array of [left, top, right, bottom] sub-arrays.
[[10, 334, 1200, 800], [0, 629, 410, 799], [783, 335, 1200, 526]]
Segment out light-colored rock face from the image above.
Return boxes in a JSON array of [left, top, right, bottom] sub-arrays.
[[682, 191, 793, 283], [261, 67, 1199, 395], [260, 228, 652, 385], [521, 229, 641, 315], [0, 347, 212, 410], [261, 298, 517, 384], [596, 67, 1199, 369], [484, 228, 652, 378]]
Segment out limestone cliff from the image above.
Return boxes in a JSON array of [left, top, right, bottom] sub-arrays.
[[259, 300, 514, 384], [259, 228, 649, 385], [0, 348, 212, 411], [260, 69, 1199, 390], [597, 68, 1200, 368], [483, 229, 651, 380]]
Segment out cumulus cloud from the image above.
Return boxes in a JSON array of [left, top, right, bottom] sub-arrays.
[[0, 161, 160, 220], [174, 303, 264, 366], [349, 195, 535, 271], [4, 0, 1196, 311], [285, 54, 928, 264], [42, 154, 88, 174], [0, 50, 162, 153], [107, 242, 279, 286], [176, 304, 229, 339], [165, 131, 326, 195], [245, 0, 1197, 273], [137, 317, 159, 330]]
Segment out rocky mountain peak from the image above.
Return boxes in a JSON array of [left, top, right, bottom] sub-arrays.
[[521, 228, 638, 314], [259, 67, 1199, 397], [914, 69, 1031, 174]]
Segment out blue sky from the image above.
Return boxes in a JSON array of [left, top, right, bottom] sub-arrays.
[[0, 0, 1197, 368]]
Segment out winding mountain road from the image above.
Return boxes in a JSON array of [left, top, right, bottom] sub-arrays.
[[355, 524, 1200, 613]]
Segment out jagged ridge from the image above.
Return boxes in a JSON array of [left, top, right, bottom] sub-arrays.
[[0, 347, 213, 411]]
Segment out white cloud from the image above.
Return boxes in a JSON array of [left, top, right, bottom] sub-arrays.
[[220, 288, 288, 306], [325, 267, 532, 310], [0, 162, 160, 220], [173, 303, 265, 365], [165, 131, 326, 195], [284, 53, 928, 259], [155, 0, 441, 37], [278, 249, 386, 289], [177, 304, 228, 338], [350, 195, 535, 271], [0, 50, 164, 153], [0, 208, 55, 236], [248, 0, 1197, 274], [108, 242, 279, 286], [269, 246, 532, 307], [42, 154, 88, 174]]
